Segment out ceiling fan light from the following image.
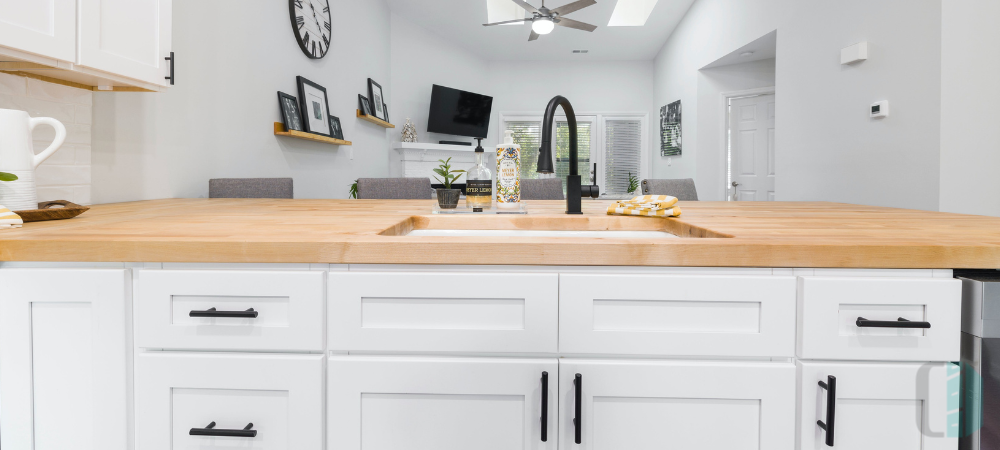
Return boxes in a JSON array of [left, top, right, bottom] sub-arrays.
[[532, 18, 555, 34]]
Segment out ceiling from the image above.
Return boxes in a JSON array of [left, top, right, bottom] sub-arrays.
[[702, 31, 777, 69], [385, 0, 697, 61]]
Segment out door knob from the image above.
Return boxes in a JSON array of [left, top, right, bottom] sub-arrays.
[[731, 181, 740, 187]]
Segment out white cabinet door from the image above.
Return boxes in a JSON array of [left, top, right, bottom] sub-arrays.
[[559, 359, 795, 450], [78, 0, 172, 86], [329, 356, 558, 450], [137, 352, 324, 450], [0, 0, 76, 62], [560, 274, 796, 357], [0, 269, 129, 450], [798, 361, 957, 450]]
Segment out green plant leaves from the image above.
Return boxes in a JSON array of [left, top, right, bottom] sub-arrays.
[[434, 158, 465, 189], [0, 172, 18, 182]]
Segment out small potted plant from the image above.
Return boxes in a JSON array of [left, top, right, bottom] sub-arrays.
[[627, 172, 639, 195], [433, 157, 464, 209]]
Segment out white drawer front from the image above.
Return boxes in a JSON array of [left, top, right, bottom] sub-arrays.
[[798, 361, 956, 450], [329, 272, 558, 353], [136, 270, 325, 351], [136, 353, 324, 450], [797, 277, 961, 361], [560, 274, 796, 357]]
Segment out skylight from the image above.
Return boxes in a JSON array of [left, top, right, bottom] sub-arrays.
[[487, 0, 527, 25], [607, 0, 659, 26]]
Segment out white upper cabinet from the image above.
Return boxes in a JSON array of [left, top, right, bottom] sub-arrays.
[[78, 0, 172, 86], [0, 0, 77, 61], [0, 269, 129, 450]]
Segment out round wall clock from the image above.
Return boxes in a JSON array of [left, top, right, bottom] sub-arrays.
[[289, 0, 332, 59]]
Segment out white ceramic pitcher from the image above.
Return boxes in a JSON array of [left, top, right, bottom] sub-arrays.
[[0, 108, 66, 211]]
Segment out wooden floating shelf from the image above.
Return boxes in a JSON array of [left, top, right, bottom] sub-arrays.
[[273, 122, 352, 146], [356, 110, 395, 128]]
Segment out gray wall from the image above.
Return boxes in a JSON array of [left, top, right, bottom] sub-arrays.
[[92, 0, 391, 202]]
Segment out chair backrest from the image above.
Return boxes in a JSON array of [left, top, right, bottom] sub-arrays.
[[641, 178, 698, 201], [209, 178, 293, 199], [357, 178, 433, 199], [521, 178, 564, 200]]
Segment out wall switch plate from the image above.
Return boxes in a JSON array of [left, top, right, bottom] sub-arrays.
[[870, 101, 889, 118], [841, 41, 868, 64]]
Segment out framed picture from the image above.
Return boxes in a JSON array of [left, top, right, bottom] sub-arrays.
[[277, 91, 303, 131], [358, 94, 372, 117], [660, 100, 682, 156], [297, 76, 331, 136], [367, 78, 387, 121], [382, 102, 389, 123], [329, 116, 344, 140]]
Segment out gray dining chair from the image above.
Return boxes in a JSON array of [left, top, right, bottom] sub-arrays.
[[520, 178, 564, 200], [641, 178, 699, 201], [209, 178, 293, 199], [357, 178, 433, 199]]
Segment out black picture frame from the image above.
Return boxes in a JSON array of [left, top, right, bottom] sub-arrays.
[[329, 116, 344, 140], [358, 94, 372, 117], [277, 91, 303, 131], [367, 78, 387, 121], [382, 102, 389, 123], [296, 76, 332, 137]]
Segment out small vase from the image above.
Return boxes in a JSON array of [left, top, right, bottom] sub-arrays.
[[436, 188, 461, 209], [401, 118, 418, 143]]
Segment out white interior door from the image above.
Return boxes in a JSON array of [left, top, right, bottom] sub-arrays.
[[0, 0, 76, 61], [329, 355, 558, 450], [0, 269, 129, 450], [729, 94, 776, 201], [78, 0, 172, 85], [798, 361, 956, 450], [559, 359, 795, 450]]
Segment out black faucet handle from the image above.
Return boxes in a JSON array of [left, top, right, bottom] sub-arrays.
[[581, 184, 600, 199]]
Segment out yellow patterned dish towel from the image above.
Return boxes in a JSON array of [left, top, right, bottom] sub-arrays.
[[0, 205, 23, 228], [607, 195, 682, 217]]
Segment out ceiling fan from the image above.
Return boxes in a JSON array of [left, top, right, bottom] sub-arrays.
[[483, 0, 598, 41]]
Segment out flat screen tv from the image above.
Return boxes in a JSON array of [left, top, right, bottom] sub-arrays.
[[427, 85, 493, 139]]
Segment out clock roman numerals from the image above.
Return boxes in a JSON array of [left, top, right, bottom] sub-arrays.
[[303, 31, 310, 46], [293, 0, 303, 7], [324, 21, 331, 32], [291, 0, 330, 59], [323, 5, 329, 13], [296, 16, 304, 29], [323, 35, 330, 46]]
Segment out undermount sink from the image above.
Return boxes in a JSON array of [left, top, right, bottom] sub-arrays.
[[379, 215, 731, 239], [407, 229, 679, 238]]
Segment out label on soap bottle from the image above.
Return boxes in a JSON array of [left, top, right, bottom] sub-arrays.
[[496, 146, 520, 205]]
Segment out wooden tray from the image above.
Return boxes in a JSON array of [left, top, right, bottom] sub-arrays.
[[15, 200, 90, 223]]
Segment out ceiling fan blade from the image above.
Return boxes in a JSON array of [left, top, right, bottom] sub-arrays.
[[555, 17, 597, 32], [510, 0, 539, 14], [529, 30, 540, 41], [483, 18, 529, 26], [550, 0, 596, 16]]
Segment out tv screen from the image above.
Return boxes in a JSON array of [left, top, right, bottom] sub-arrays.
[[427, 85, 493, 139]]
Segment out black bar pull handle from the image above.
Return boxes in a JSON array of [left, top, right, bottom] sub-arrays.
[[573, 373, 582, 444], [165, 51, 175, 85], [817, 375, 836, 447], [189, 421, 257, 438], [540, 371, 549, 442], [189, 307, 258, 318], [856, 316, 931, 329]]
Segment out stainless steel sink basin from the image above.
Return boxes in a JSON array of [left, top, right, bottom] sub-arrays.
[[406, 229, 679, 238]]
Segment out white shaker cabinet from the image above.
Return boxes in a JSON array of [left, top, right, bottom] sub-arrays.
[[558, 359, 796, 450], [797, 361, 957, 450], [0, 269, 130, 450], [78, 0, 173, 86], [329, 356, 559, 450], [0, 0, 77, 62]]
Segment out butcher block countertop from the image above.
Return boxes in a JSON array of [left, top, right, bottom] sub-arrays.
[[0, 198, 999, 268]]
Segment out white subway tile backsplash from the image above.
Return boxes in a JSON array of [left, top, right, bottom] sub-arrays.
[[0, 72, 27, 96], [26, 78, 93, 105], [1, 75, 92, 207]]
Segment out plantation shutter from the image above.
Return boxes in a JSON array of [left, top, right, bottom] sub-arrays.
[[604, 119, 643, 195], [504, 121, 543, 181]]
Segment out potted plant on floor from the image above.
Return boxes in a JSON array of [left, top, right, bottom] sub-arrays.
[[433, 158, 464, 209]]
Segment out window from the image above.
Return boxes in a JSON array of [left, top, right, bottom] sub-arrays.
[[501, 113, 647, 197], [603, 119, 643, 195]]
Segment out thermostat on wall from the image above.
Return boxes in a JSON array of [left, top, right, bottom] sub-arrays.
[[870, 101, 889, 118]]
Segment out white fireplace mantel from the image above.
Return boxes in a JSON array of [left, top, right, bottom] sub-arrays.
[[392, 142, 483, 180]]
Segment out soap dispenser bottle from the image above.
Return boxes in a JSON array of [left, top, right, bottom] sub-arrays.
[[496, 130, 520, 209], [465, 138, 492, 212]]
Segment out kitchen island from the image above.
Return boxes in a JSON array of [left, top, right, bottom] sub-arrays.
[[0, 199, 988, 450]]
